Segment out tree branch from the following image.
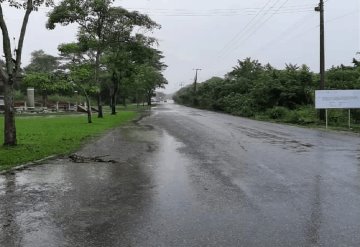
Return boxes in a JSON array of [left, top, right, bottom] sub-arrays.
[[15, 0, 33, 76], [0, 3, 14, 78], [0, 63, 8, 82]]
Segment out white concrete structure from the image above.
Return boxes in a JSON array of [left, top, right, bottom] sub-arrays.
[[27, 87, 35, 108]]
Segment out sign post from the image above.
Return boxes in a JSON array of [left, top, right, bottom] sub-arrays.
[[348, 109, 351, 129], [315, 90, 360, 129], [325, 109, 328, 129]]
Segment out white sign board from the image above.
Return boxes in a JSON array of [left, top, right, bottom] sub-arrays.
[[315, 90, 360, 109]]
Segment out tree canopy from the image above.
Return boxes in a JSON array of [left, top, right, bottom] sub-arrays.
[[47, 0, 160, 117], [25, 50, 59, 73]]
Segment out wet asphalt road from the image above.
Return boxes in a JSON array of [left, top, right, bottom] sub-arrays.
[[1, 103, 360, 247]]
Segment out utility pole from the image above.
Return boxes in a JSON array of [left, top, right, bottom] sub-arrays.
[[315, 0, 325, 120], [179, 82, 185, 88], [193, 69, 202, 92], [193, 69, 202, 106]]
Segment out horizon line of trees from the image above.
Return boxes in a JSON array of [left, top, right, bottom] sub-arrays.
[[174, 57, 360, 123]]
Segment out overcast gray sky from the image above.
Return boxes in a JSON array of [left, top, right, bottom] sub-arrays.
[[2, 0, 360, 93]]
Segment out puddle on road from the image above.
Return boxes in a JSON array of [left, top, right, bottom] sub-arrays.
[[145, 130, 194, 215]]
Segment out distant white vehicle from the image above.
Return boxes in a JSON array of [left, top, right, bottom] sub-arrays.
[[151, 97, 160, 103]]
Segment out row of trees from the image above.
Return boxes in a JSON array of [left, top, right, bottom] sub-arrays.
[[1, 0, 167, 145], [174, 58, 360, 121]]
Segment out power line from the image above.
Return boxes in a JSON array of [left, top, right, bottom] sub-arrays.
[[218, 0, 288, 59], [138, 10, 312, 17], [326, 10, 358, 23], [232, 0, 291, 52], [18, 3, 316, 16], [252, 12, 314, 56], [218, 0, 287, 58], [216, 0, 275, 59], [244, 1, 353, 60], [274, 10, 358, 45], [125, 4, 316, 13], [126, 6, 314, 17]]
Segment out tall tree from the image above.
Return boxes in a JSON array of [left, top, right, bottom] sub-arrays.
[[23, 50, 61, 105], [0, 0, 53, 146], [103, 34, 163, 114], [25, 50, 59, 73], [133, 64, 167, 106], [47, 0, 159, 118], [58, 42, 95, 123]]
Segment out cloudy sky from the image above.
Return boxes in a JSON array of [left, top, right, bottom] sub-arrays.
[[2, 0, 360, 93]]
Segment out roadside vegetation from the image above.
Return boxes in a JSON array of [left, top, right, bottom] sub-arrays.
[[0, 107, 141, 171], [174, 58, 360, 131], [0, 0, 167, 146]]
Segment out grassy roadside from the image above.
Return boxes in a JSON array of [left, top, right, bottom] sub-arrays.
[[0, 108, 141, 171], [253, 106, 360, 133], [179, 103, 360, 133]]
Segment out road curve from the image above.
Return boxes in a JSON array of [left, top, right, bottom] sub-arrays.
[[1, 103, 360, 247]]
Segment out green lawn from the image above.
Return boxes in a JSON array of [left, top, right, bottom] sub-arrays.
[[0, 110, 138, 171]]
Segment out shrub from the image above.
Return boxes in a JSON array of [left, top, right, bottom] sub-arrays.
[[283, 106, 317, 124], [267, 106, 288, 119], [222, 93, 255, 117]]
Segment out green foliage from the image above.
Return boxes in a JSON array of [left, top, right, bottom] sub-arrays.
[[173, 85, 195, 107], [134, 64, 167, 91], [2, 0, 54, 10], [174, 57, 360, 127], [14, 90, 26, 101], [23, 72, 54, 92], [174, 58, 315, 115], [326, 65, 360, 89], [221, 93, 255, 117], [47, 0, 159, 31], [47, 94, 86, 104], [102, 34, 167, 107], [22, 50, 75, 105], [282, 106, 317, 124], [48, 0, 164, 111], [24, 50, 59, 73], [267, 107, 288, 119]]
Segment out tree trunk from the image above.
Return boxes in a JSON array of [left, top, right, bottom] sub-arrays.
[[3, 81, 16, 146], [110, 91, 116, 115], [85, 94, 92, 124], [97, 94, 103, 118], [95, 48, 103, 118], [42, 93, 47, 107], [110, 72, 118, 115], [81, 88, 92, 124], [136, 92, 139, 108], [147, 91, 152, 106], [0, 1, 33, 146], [109, 90, 114, 113]]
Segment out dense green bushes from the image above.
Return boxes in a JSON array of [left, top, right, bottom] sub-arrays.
[[173, 58, 360, 127]]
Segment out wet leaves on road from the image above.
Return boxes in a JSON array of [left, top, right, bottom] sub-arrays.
[[68, 154, 118, 164]]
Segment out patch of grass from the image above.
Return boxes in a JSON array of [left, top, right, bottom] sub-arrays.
[[0, 110, 138, 171], [255, 106, 360, 133]]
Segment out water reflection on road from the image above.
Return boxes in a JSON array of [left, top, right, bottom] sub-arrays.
[[0, 103, 360, 246]]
